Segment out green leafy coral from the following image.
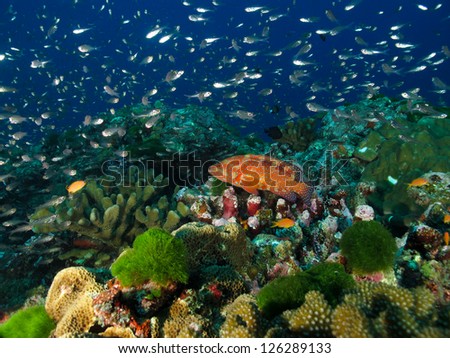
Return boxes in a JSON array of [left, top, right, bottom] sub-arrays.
[[340, 221, 397, 274], [0, 305, 55, 338], [110, 228, 189, 287], [256, 263, 355, 318]]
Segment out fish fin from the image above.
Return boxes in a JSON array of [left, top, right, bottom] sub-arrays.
[[241, 186, 259, 195], [295, 183, 314, 207], [280, 191, 298, 203]]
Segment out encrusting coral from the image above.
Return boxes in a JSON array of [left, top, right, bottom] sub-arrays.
[[162, 298, 208, 338], [45, 267, 103, 337], [172, 222, 253, 275], [31, 167, 189, 250]]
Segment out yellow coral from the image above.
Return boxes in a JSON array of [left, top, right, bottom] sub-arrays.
[[331, 304, 370, 338], [45, 267, 102, 337], [282, 291, 332, 337], [163, 298, 207, 338], [220, 294, 266, 338], [100, 326, 136, 338], [337, 281, 442, 337]]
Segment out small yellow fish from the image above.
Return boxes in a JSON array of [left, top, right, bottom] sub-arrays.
[[271, 218, 295, 228], [443, 214, 450, 224], [407, 177, 428, 188], [67, 180, 86, 194]]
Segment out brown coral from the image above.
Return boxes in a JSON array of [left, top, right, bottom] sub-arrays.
[[271, 118, 317, 151], [163, 298, 208, 338], [45, 267, 103, 337], [172, 222, 253, 274]]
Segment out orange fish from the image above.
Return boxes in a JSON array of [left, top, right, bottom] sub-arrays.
[[208, 154, 313, 204], [407, 177, 428, 188], [444, 232, 449, 246], [271, 218, 296, 228], [67, 180, 86, 194], [444, 214, 450, 224]]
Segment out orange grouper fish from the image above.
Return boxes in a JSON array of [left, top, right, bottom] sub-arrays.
[[208, 154, 313, 204]]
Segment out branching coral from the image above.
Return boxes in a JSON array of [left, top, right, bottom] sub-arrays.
[[31, 167, 189, 250], [331, 282, 448, 337], [282, 291, 333, 337], [220, 294, 268, 338]]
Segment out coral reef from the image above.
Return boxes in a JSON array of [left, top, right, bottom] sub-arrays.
[[172, 222, 253, 275], [282, 291, 333, 337], [331, 282, 449, 337], [256, 263, 355, 318], [45, 267, 103, 337], [220, 294, 268, 338], [31, 167, 188, 251], [1, 95, 449, 339], [266, 118, 317, 151], [162, 298, 208, 338]]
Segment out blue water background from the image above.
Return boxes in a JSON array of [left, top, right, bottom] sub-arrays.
[[0, 0, 449, 138]]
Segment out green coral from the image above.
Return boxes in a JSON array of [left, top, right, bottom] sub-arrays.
[[110, 228, 189, 287], [256, 263, 355, 318], [0, 305, 55, 338], [30, 167, 185, 251], [340, 221, 397, 274]]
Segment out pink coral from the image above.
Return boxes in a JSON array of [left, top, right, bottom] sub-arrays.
[[246, 195, 261, 216], [247, 215, 260, 234], [222, 187, 238, 219], [354, 205, 375, 221]]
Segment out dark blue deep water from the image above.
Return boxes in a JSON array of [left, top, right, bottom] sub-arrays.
[[0, 0, 449, 137]]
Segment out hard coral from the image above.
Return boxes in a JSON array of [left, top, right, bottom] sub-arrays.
[[220, 294, 268, 338], [163, 298, 208, 338], [31, 167, 186, 251], [172, 222, 253, 275], [45, 267, 103, 337], [256, 263, 354, 318], [335, 281, 448, 337], [282, 291, 333, 337]]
